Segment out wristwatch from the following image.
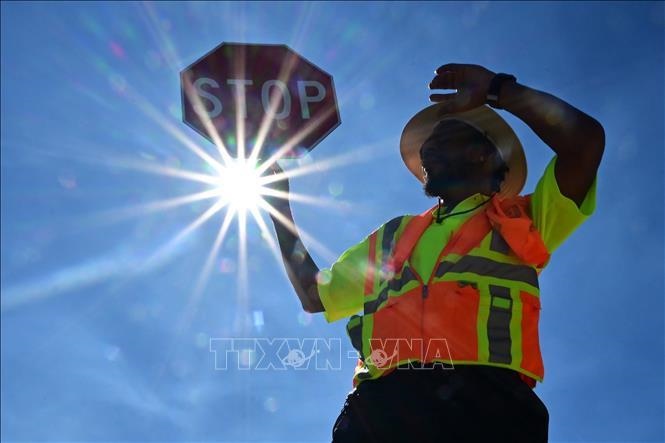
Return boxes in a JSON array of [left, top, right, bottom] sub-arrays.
[[486, 73, 517, 109]]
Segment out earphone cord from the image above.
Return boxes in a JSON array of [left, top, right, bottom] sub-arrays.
[[435, 193, 495, 224]]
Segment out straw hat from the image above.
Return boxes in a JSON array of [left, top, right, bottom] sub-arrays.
[[399, 104, 526, 197]]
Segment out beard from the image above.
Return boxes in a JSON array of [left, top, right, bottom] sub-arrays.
[[423, 170, 470, 198]]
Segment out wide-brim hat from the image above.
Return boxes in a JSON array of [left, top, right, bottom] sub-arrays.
[[399, 104, 526, 197]]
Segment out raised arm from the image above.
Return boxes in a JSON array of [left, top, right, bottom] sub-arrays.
[[497, 81, 604, 206], [264, 164, 324, 314], [429, 63, 605, 207]]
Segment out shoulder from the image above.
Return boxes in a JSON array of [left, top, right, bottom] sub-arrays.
[[366, 214, 413, 235], [374, 214, 414, 240], [491, 194, 534, 220]]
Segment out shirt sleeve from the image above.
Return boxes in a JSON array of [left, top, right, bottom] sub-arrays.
[[530, 155, 598, 254], [317, 235, 371, 323]]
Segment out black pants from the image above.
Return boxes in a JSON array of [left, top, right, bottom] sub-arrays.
[[331, 364, 549, 443]]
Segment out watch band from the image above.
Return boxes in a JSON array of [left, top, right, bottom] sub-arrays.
[[486, 73, 517, 109]]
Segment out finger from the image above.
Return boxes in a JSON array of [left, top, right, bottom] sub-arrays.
[[429, 93, 460, 114], [429, 92, 457, 103], [429, 71, 458, 90], [435, 63, 462, 74], [267, 161, 283, 175]]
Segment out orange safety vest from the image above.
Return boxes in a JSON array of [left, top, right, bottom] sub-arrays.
[[347, 195, 550, 388]]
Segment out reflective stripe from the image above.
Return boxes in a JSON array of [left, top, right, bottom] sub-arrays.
[[379, 216, 404, 282], [364, 266, 418, 314], [364, 232, 378, 295], [382, 216, 403, 256], [487, 285, 512, 364], [489, 228, 510, 255], [388, 206, 437, 275], [435, 255, 539, 288], [364, 217, 404, 298]]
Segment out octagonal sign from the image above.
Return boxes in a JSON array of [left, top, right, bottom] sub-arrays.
[[181, 42, 340, 159]]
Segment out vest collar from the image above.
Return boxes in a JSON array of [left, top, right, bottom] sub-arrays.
[[429, 193, 492, 219]]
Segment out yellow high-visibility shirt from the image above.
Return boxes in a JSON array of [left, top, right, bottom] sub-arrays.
[[318, 156, 597, 322]]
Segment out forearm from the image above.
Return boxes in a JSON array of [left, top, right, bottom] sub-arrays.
[[499, 81, 605, 159], [270, 205, 324, 313], [430, 63, 605, 204], [498, 81, 605, 205]]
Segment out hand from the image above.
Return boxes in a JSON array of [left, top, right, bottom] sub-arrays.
[[428, 63, 496, 114], [262, 161, 291, 213]]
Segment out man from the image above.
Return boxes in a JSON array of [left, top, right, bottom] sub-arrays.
[[267, 63, 604, 442]]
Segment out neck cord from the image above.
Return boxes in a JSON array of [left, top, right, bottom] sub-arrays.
[[436, 198, 444, 223], [435, 195, 494, 224]]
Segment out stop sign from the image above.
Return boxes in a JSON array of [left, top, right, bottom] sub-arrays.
[[181, 43, 340, 159]]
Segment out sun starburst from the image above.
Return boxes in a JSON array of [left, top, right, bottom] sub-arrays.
[[213, 157, 265, 213], [20, 20, 397, 333]]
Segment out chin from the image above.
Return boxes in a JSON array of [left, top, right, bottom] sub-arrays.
[[424, 175, 451, 197]]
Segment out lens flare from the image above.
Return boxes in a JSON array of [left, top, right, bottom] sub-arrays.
[[214, 157, 265, 213], [5, 12, 405, 341]]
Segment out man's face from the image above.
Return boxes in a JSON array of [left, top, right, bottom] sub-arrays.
[[419, 120, 498, 198]]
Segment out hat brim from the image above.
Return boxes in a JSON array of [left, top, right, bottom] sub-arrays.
[[399, 104, 526, 197]]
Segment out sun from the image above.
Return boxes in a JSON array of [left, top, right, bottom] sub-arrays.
[[214, 157, 266, 213], [91, 55, 374, 334]]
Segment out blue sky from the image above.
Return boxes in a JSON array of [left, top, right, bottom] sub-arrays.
[[1, 2, 663, 442]]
